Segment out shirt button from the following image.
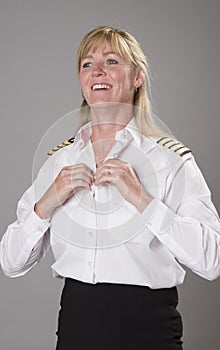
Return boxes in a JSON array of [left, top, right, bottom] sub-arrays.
[[88, 261, 92, 267], [88, 231, 93, 237]]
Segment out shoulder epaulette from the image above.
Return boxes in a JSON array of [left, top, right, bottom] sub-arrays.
[[157, 136, 191, 157], [47, 137, 75, 156]]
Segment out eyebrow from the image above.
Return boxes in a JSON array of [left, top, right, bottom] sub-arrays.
[[82, 51, 118, 60]]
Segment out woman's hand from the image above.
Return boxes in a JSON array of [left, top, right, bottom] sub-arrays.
[[35, 164, 94, 219], [94, 159, 153, 212]]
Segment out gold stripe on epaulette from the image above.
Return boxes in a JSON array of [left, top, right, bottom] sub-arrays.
[[47, 137, 75, 156], [157, 137, 191, 157]]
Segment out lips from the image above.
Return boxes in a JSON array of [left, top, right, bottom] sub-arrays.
[[91, 83, 112, 90]]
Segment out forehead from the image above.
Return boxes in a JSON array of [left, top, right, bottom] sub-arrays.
[[83, 41, 117, 58]]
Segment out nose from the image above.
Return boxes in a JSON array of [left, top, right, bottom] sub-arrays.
[[92, 62, 106, 76]]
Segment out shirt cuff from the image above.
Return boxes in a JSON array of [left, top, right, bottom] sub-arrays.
[[21, 208, 51, 243], [139, 198, 178, 235]]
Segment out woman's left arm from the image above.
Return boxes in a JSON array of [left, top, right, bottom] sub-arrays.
[[141, 154, 220, 281]]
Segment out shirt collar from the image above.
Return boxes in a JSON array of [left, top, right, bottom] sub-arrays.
[[74, 117, 142, 146], [74, 122, 92, 145], [119, 117, 142, 146]]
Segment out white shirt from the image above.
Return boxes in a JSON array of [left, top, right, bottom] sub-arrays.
[[1, 118, 220, 289]]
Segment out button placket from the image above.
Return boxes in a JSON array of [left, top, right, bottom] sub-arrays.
[[90, 184, 98, 282]]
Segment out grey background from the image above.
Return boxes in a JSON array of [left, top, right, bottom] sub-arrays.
[[0, 0, 219, 349]]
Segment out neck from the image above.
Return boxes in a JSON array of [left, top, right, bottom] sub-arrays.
[[90, 102, 133, 141]]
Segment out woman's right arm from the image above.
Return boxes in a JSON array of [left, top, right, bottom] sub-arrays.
[[0, 162, 94, 277]]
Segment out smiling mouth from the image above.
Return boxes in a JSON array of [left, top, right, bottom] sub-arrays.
[[91, 84, 112, 90]]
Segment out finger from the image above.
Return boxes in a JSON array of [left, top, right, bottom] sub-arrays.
[[60, 167, 94, 185], [56, 180, 91, 202], [73, 167, 94, 181], [95, 166, 126, 185], [96, 164, 126, 180], [65, 179, 91, 191], [66, 172, 94, 187], [95, 166, 111, 182], [94, 172, 113, 185], [60, 164, 94, 176], [96, 160, 129, 175], [95, 162, 115, 176]]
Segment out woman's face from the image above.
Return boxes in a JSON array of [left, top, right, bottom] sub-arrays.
[[79, 41, 141, 106]]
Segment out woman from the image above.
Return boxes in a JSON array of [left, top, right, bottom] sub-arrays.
[[1, 26, 220, 350]]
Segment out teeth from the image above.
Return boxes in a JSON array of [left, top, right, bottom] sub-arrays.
[[92, 84, 111, 90]]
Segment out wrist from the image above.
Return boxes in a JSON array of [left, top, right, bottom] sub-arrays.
[[130, 188, 154, 213], [136, 193, 154, 213], [34, 201, 54, 220]]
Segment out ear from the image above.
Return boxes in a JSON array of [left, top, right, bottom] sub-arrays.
[[134, 68, 145, 89]]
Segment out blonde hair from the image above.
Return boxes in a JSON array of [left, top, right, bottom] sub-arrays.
[[77, 26, 165, 137]]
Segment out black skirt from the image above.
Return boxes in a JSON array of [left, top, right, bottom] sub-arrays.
[[55, 278, 183, 350]]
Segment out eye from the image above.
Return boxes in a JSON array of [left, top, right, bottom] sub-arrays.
[[82, 62, 93, 69], [105, 59, 118, 65]]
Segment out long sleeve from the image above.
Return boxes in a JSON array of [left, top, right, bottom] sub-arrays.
[[0, 140, 75, 279], [0, 146, 66, 278], [141, 153, 220, 281], [0, 184, 51, 277]]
